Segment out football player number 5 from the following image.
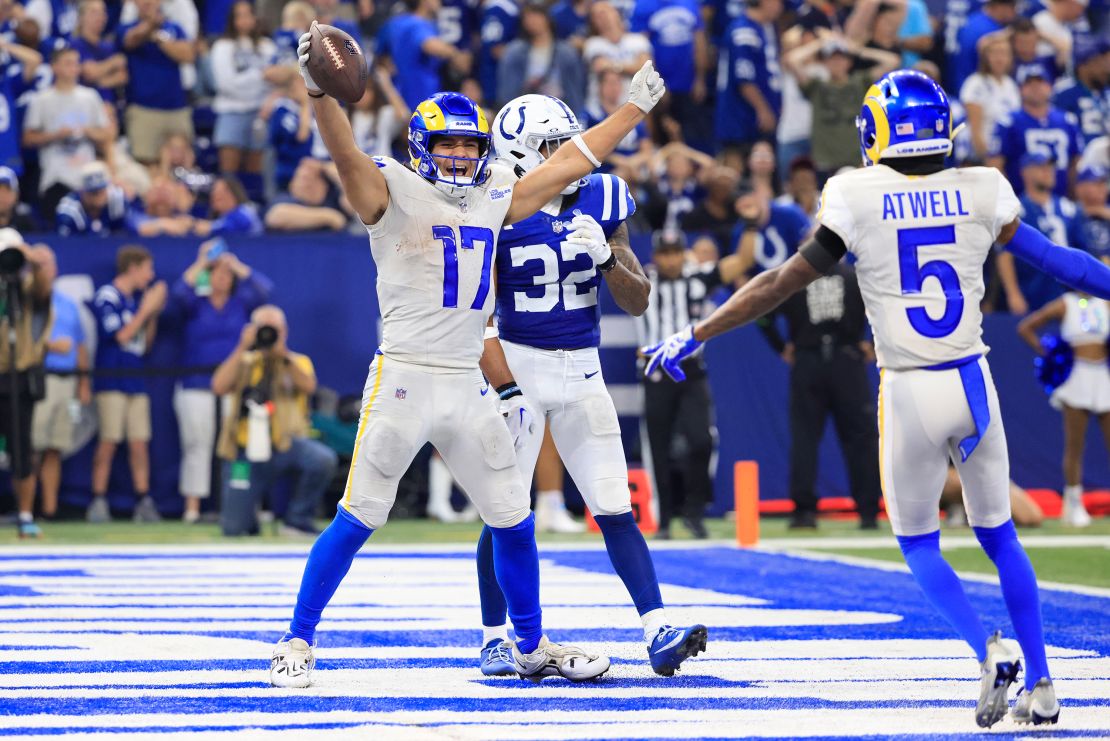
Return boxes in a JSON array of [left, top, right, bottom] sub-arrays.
[[434, 225, 495, 309], [897, 225, 963, 338]]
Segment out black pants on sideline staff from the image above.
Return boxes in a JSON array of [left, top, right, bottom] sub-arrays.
[[789, 348, 880, 522], [644, 376, 714, 530]]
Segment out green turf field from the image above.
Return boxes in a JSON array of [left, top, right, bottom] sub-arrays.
[[4, 514, 1106, 589]]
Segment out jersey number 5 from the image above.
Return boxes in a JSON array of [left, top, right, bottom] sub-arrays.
[[897, 225, 964, 338], [434, 225, 495, 310]]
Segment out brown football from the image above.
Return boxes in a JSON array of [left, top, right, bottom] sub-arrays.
[[307, 23, 368, 104]]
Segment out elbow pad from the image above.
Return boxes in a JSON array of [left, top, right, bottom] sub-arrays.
[[1005, 221, 1110, 300]]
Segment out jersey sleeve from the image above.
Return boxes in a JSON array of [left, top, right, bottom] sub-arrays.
[[365, 157, 412, 234], [93, 293, 124, 339], [816, 175, 856, 247], [596, 174, 635, 235], [989, 168, 1022, 239]]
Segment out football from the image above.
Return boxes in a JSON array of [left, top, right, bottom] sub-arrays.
[[308, 23, 368, 104]]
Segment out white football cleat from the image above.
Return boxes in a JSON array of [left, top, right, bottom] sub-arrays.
[[270, 637, 315, 688], [975, 631, 1021, 728], [512, 636, 609, 683], [1011, 678, 1060, 725], [535, 493, 585, 533]]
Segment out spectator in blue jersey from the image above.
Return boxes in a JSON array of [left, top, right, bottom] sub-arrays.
[[24, 0, 79, 44], [0, 167, 36, 232], [715, 0, 783, 163], [194, 175, 263, 238], [87, 244, 168, 524], [583, 67, 653, 179], [438, 0, 479, 50], [1011, 17, 1065, 86], [952, 0, 1017, 94], [120, 0, 196, 164], [31, 254, 90, 523], [549, 0, 589, 45], [389, 0, 472, 110], [1075, 165, 1110, 263], [477, 0, 519, 106], [497, 3, 585, 115], [990, 63, 1084, 198], [72, 0, 127, 106], [210, 1, 284, 198], [264, 158, 350, 232], [706, 0, 746, 44], [263, 77, 316, 192], [272, 1, 314, 66], [996, 151, 1086, 315], [23, 47, 114, 221], [1053, 37, 1110, 143], [582, 1, 650, 111], [731, 186, 811, 269], [1032, 0, 1090, 67], [630, 0, 707, 114], [943, 0, 985, 89], [169, 242, 271, 523], [0, 39, 41, 176], [55, 162, 130, 236]]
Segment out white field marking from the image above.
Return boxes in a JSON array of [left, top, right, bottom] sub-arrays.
[[777, 547, 1110, 599], [760, 534, 1110, 550], [0, 635, 1097, 665], [0, 708, 1108, 739]]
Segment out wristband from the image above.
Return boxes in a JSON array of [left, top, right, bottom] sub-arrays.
[[307, 90, 325, 99], [496, 382, 522, 401], [571, 134, 602, 168], [598, 253, 617, 272], [483, 325, 499, 340]]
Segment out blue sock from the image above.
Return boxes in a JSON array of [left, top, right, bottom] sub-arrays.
[[595, 512, 664, 616], [897, 530, 989, 661], [476, 525, 508, 628], [974, 520, 1050, 690], [285, 507, 373, 643], [489, 514, 543, 654]]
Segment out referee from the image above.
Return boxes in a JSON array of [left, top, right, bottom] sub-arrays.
[[636, 232, 742, 539], [757, 262, 881, 530]]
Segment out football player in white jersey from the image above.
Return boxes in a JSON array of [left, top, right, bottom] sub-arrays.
[[269, 24, 665, 688], [470, 94, 707, 679], [643, 70, 1110, 728]]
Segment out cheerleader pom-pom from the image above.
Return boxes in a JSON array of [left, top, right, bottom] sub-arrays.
[[1034, 333, 1074, 394]]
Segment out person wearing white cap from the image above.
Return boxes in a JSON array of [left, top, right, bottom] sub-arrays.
[[54, 162, 130, 237], [0, 229, 56, 538]]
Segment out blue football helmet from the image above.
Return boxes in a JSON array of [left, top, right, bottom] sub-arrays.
[[856, 69, 953, 166], [408, 92, 491, 194]]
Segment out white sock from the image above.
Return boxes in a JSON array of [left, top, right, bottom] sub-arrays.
[[482, 625, 509, 646], [641, 608, 668, 643], [428, 456, 453, 512], [537, 490, 564, 508], [1063, 485, 1083, 505], [17, 512, 32, 524]]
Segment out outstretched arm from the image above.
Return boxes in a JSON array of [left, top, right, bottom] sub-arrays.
[[504, 61, 665, 224], [299, 27, 389, 225], [998, 218, 1110, 301]]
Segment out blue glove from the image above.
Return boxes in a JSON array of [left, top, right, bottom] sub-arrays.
[[641, 325, 702, 382]]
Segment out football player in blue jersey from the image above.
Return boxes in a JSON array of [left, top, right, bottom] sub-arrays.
[[473, 93, 708, 678]]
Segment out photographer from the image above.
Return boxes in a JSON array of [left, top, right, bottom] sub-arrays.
[[0, 230, 55, 538], [211, 305, 336, 537]]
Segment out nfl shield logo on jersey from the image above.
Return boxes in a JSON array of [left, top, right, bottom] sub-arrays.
[[395, 388, 407, 400]]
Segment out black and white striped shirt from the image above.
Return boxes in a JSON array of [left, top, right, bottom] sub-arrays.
[[636, 261, 723, 381]]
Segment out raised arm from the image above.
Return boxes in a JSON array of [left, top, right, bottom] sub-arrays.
[[504, 61, 664, 224], [299, 27, 389, 225], [998, 218, 1110, 301]]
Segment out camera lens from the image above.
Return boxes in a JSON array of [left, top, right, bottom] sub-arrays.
[[254, 325, 278, 350], [0, 247, 25, 275]]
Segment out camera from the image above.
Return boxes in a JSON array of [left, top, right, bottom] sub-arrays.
[[254, 324, 279, 351], [0, 246, 25, 277]]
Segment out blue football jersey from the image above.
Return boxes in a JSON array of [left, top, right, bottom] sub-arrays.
[[496, 173, 636, 350]]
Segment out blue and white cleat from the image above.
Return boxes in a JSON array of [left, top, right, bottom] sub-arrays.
[[648, 624, 708, 676], [480, 639, 516, 677], [976, 631, 1021, 728], [1012, 678, 1060, 726]]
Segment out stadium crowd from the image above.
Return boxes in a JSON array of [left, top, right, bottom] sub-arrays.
[[0, 0, 1107, 537]]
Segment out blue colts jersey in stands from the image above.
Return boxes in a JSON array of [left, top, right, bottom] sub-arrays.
[[496, 173, 636, 350]]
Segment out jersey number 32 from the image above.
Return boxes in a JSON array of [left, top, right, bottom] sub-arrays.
[[510, 241, 598, 312]]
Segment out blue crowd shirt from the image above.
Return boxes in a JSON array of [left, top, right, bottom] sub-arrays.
[[727, 202, 811, 268], [992, 107, 1083, 197], [478, 0, 519, 103], [390, 14, 445, 110], [630, 0, 703, 94], [71, 36, 120, 104], [120, 19, 188, 110], [92, 283, 147, 394], [1015, 194, 1085, 310], [715, 15, 782, 145], [44, 292, 85, 373]]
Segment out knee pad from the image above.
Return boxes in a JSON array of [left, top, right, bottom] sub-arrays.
[[342, 486, 396, 530], [362, 416, 419, 478], [590, 477, 632, 516]]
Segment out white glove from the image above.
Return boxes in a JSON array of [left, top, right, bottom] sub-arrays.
[[297, 28, 322, 96], [627, 60, 665, 114], [500, 396, 536, 451], [566, 214, 612, 268]]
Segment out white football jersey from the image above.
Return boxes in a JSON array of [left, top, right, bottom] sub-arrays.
[[818, 165, 1021, 370], [367, 158, 517, 369]]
